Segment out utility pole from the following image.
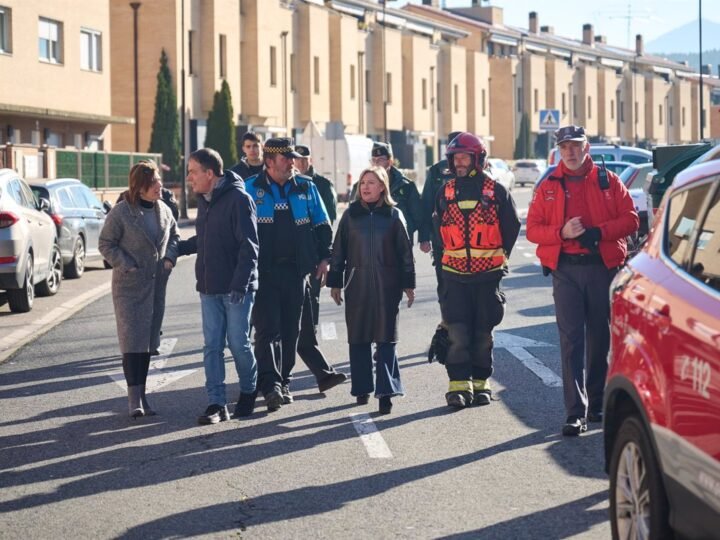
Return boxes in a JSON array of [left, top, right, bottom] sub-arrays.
[[699, 0, 705, 140], [179, 0, 188, 219], [130, 2, 141, 153]]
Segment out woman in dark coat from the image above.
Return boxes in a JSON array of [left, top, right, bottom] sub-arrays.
[[99, 160, 179, 418], [328, 166, 415, 414]]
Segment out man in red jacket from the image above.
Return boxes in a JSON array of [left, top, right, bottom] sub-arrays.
[[526, 125, 638, 436]]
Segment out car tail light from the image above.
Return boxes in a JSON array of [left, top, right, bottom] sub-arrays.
[[50, 213, 64, 227], [0, 211, 19, 228], [0, 255, 18, 264]]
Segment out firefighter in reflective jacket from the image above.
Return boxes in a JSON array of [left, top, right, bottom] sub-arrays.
[[433, 133, 521, 408]]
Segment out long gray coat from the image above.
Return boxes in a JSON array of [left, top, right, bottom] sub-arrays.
[[99, 201, 179, 354]]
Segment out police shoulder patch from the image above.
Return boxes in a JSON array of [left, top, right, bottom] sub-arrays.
[[256, 189, 265, 198]]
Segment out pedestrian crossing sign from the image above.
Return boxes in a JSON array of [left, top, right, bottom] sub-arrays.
[[539, 109, 560, 131]]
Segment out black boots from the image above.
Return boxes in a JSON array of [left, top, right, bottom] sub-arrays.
[[233, 390, 258, 418], [127, 385, 144, 418]]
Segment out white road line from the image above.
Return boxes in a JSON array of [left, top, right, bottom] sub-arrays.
[[321, 322, 337, 340], [109, 337, 197, 393], [523, 252, 534, 258], [349, 412, 393, 459], [506, 346, 563, 387]]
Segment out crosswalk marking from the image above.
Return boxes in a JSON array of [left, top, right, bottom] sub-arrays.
[[349, 412, 393, 459]]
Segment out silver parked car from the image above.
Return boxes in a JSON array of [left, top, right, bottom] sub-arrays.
[[486, 158, 515, 191], [30, 179, 111, 279], [0, 169, 62, 312], [512, 159, 546, 187]]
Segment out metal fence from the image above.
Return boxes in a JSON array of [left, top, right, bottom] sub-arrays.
[[55, 150, 162, 189]]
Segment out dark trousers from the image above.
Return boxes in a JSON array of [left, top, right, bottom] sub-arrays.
[[552, 261, 616, 417], [122, 353, 151, 386], [296, 276, 337, 384], [253, 264, 305, 395], [439, 278, 505, 382], [349, 342, 404, 398], [432, 248, 444, 294]]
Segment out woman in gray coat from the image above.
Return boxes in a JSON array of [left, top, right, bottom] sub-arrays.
[[328, 166, 415, 415], [99, 160, 179, 418]]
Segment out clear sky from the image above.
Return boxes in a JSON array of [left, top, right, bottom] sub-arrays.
[[398, 0, 711, 51]]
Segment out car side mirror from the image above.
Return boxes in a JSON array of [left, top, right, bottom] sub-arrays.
[[38, 197, 51, 213], [102, 200, 113, 214]]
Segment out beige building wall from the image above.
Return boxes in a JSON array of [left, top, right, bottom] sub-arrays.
[[574, 65, 598, 136], [402, 33, 438, 134], [520, 54, 546, 133], [329, 12, 363, 134], [619, 71, 646, 143], [690, 81, 712, 142], [241, 0, 294, 133], [295, 2, 330, 129], [670, 79, 693, 143], [597, 67, 622, 140], [0, 0, 117, 148], [369, 25, 403, 136], [467, 50, 490, 137], [438, 42, 467, 136], [644, 77, 672, 144], [546, 57, 573, 128], [110, 0, 178, 152], [489, 56, 518, 159]]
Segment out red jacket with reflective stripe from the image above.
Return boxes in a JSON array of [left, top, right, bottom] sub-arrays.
[[526, 162, 639, 270]]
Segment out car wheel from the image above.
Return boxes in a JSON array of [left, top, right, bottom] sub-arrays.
[[7, 253, 34, 313], [64, 237, 86, 279], [36, 244, 63, 297], [609, 416, 672, 540]]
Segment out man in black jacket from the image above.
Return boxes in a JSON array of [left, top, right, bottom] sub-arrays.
[[292, 144, 347, 394], [230, 131, 264, 179], [181, 148, 260, 425]]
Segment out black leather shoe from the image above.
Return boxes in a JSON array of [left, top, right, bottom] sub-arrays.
[[318, 372, 347, 393], [281, 385, 293, 404], [198, 404, 229, 425], [356, 394, 370, 405], [473, 390, 491, 406], [587, 411, 603, 423], [446, 391, 473, 409], [562, 416, 588, 436], [378, 396, 392, 415], [265, 389, 283, 412], [233, 391, 258, 418]]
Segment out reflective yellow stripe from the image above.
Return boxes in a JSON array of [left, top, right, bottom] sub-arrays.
[[473, 379, 491, 391], [457, 200, 479, 210], [444, 248, 505, 258], [448, 380, 473, 393]]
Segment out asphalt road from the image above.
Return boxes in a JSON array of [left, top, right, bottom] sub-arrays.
[[0, 187, 612, 539]]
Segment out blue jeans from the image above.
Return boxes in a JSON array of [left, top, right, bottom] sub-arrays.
[[349, 342, 404, 398], [200, 292, 257, 406]]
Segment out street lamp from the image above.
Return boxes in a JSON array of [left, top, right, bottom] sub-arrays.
[[699, 0, 704, 140], [179, 0, 188, 218], [381, 0, 396, 142], [130, 2, 141, 153]]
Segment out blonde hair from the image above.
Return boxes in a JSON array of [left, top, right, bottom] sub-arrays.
[[355, 166, 396, 206]]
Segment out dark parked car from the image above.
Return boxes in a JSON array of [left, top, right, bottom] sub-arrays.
[[1, 169, 62, 312], [30, 179, 111, 278], [604, 159, 720, 539]]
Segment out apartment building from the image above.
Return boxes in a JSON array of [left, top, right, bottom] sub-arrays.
[[0, 0, 127, 152], [109, 0, 241, 156]]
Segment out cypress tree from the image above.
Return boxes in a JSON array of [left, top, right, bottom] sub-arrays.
[[148, 49, 182, 183], [204, 80, 238, 168], [514, 112, 533, 159]]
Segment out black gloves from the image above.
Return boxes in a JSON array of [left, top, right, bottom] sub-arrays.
[[578, 227, 601, 251]]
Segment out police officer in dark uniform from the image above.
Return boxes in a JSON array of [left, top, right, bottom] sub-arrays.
[[361, 142, 423, 245], [527, 125, 638, 436], [419, 131, 461, 286], [292, 144, 347, 393], [245, 137, 333, 411], [434, 133, 520, 409]]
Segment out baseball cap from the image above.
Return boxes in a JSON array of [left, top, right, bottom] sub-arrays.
[[263, 137, 302, 158], [371, 141, 393, 159], [554, 125, 587, 145], [294, 145, 311, 158]]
